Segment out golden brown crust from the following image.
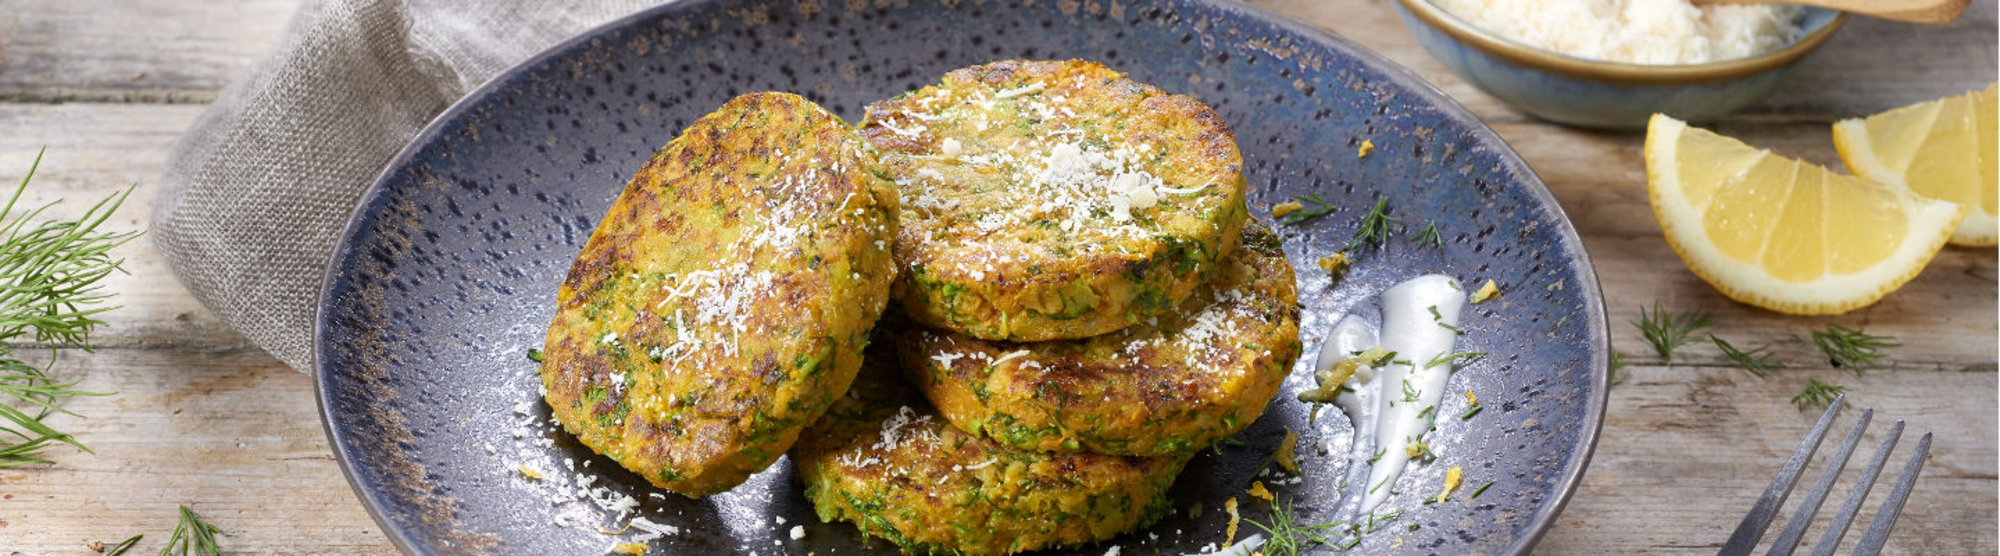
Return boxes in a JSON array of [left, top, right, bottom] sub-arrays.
[[791, 350, 1184, 555], [898, 223, 1299, 456], [540, 92, 899, 497], [862, 60, 1248, 342]]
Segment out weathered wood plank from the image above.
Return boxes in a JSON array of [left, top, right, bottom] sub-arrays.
[[0, 103, 257, 352], [0, 0, 304, 103], [1538, 364, 1997, 555], [0, 1, 1990, 554], [0, 348, 396, 554], [0, 0, 1991, 111]]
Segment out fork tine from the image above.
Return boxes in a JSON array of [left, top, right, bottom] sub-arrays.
[[1805, 420, 1905, 556], [1850, 432, 1931, 556], [1765, 408, 1873, 556], [1720, 396, 1846, 556]]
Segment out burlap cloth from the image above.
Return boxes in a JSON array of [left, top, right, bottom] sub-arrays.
[[152, 0, 655, 373]]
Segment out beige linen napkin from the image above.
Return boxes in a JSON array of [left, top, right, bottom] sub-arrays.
[[152, 0, 655, 372]]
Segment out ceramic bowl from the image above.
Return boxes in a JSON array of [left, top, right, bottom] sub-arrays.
[[1393, 0, 1847, 129]]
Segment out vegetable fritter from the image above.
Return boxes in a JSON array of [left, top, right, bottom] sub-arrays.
[[792, 349, 1185, 556], [540, 92, 899, 498], [898, 223, 1299, 456], [862, 59, 1248, 342]]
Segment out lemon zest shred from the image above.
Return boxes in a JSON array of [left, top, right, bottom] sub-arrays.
[[1275, 429, 1300, 474], [1247, 481, 1274, 503], [1470, 280, 1500, 304], [1317, 253, 1350, 276], [1441, 466, 1465, 501], [1225, 496, 1241, 544]]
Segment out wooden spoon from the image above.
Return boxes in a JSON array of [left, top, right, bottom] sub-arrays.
[[1691, 0, 1969, 24]]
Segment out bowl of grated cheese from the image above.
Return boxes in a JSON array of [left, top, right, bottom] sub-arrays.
[[1393, 0, 1847, 129]]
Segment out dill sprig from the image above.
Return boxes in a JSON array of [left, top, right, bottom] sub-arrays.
[[104, 535, 143, 556], [1709, 335, 1775, 378], [158, 505, 223, 556], [1425, 350, 1484, 370], [1344, 196, 1398, 251], [1792, 379, 1845, 411], [1633, 302, 1713, 366], [1607, 350, 1628, 388], [1412, 221, 1443, 248], [0, 150, 137, 467], [1279, 192, 1338, 225], [1811, 324, 1897, 374], [1246, 498, 1346, 556]]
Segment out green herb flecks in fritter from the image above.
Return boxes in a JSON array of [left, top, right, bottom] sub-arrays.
[[792, 349, 1186, 556], [899, 223, 1300, 456], [540, 92, 899, 498], [862, 59, 1248, 342]]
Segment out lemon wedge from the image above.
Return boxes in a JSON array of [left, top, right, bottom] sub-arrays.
[[1834, 83, 1998, 247], [1645, 114, 1963, 315]]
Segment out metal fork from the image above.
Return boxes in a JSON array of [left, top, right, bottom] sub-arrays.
[[1718, 396, 1933, 556]]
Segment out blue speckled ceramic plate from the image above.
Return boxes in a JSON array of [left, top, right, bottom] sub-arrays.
[[315, 1, 1608, 554]]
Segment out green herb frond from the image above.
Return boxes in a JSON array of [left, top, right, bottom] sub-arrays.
[[158, 505, 223, 556], [0, 150, 137, 467], [1246, 498, 1347, 556], [1633, 302, 1713, 365], [1811, 324, 1897, 374], [1412, 221, 1442, 248], [1280, 192, 1338, 226], [1791, 378, 1845, 411], [1425, 350, 1485, 370], [1344, 196, 1398, 251], [1710, 335, 1775, 378], [104, 535, 143, 556], [1608, 350, 1628, 388]]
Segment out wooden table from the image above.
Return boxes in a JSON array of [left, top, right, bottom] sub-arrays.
[[0, 1, 1991, 553]]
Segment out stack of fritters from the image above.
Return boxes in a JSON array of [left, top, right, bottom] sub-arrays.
[[541, 60, 1300, 556], [794, 60, 1301, 555]]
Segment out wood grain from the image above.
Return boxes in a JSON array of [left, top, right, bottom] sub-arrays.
[[0, 0, 303, 103], [0, 0, 1993, 554]]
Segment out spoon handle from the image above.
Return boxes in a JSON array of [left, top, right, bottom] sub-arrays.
[[1692, 0, 1968, 24]]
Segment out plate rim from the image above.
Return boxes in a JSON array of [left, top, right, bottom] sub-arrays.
[[313, 0, 1611, 553]]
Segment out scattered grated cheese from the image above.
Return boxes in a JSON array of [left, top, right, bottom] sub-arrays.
[[610, 542, 649, 555], [1357, 139, 1376, 159], [1431, 0, 1805, 64], [1271, 201, 1303, 219], [994, 82, 1046, 98], [629, 517, 682, 542]]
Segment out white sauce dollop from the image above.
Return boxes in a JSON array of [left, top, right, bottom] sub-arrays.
[[1313, 274, 1467, 511]]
